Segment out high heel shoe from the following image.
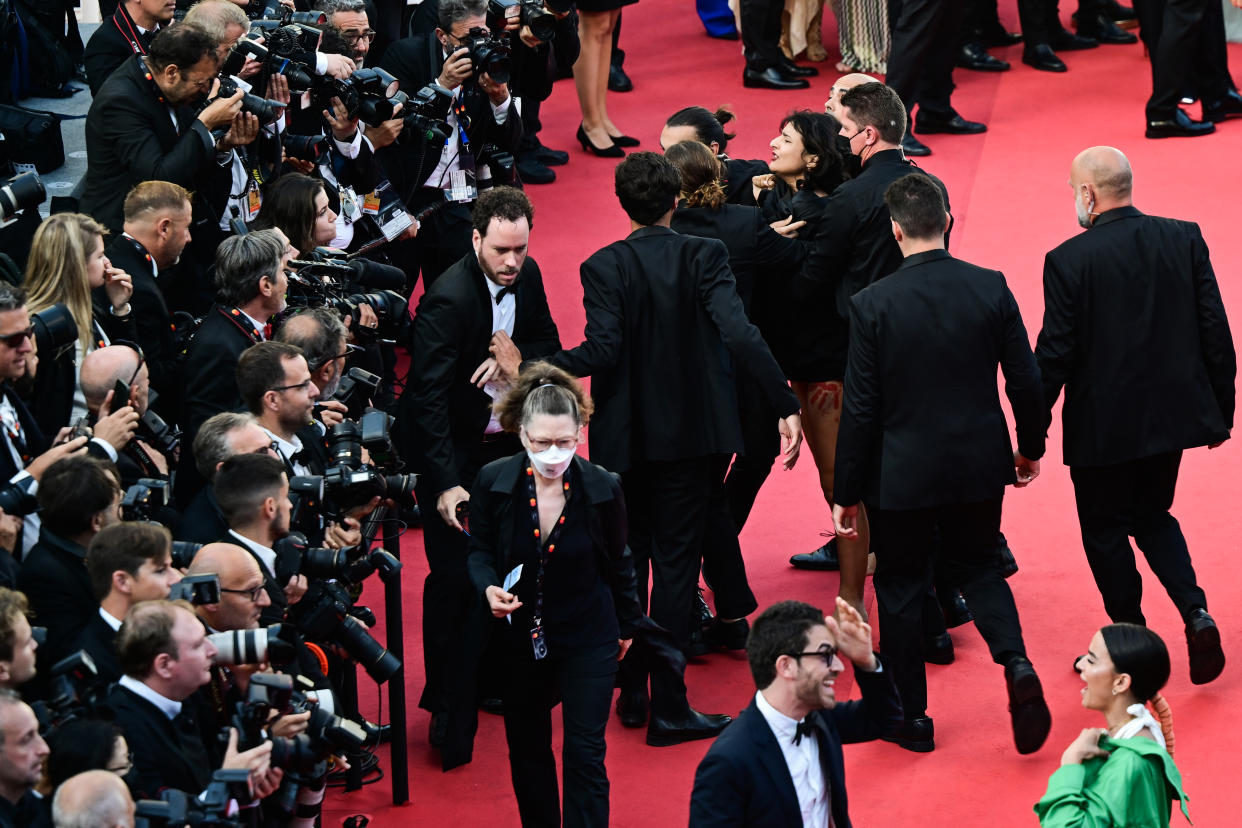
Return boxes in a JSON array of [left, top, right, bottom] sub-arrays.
[[609, 134, 640, 147], [577, 124, 625, 158]]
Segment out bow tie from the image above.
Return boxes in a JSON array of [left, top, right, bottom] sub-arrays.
[[494, 285, 514, 304], [793, 718, 815, 746]]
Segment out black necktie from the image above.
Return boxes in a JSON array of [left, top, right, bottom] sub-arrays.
[[793, 719, 815, 745], [494, 285, 514, 304]]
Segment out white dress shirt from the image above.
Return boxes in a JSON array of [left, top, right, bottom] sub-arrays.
[[100, 606, 123, 631], [228, 529, 277, 580], [263, 426, 310, 477], [482, 274, 515, 434], [754, 690, 830, 828], [422, 56, 512, 191], [119, 674, 182, 720]]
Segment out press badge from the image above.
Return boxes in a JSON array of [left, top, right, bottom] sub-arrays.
[[245, 182, 261, 221], [445, 168, 477, 203], [530, 624, 548, 661], [361, 191, 381, 215]]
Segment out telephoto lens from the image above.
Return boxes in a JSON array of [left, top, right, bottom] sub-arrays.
[[0, 171, 45, 221]]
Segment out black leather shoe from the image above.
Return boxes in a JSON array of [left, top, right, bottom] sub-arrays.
[[957, 41, 1010, 72], [1103, 0, 1137, 21], [696, 587, 715, 628], [790, 537, 839, 570], [941, 589, 973, 628], [924, 632, 955, 665], [778, 59, 819, 77], [428, 713, 446, 748], [479, 697, 505, 715], [704, 617, 750, 650], [1080, 16, 1137, 44], [616, 688, 650, 728], [1186, 608, 1225, 684], [608, 61, 633, 93], [882, 716, 934, 752], [997, 533, 1019, 578], [1202, 89, 1242, 123], [915, 112, 987, 134], [647, 708, 732, 746], [609, 134, 640, 148], [1146, 109, 1215, 138], [1050, 28, 1098, 50], [1023, 44, 1067, 72], [1005, 658, 1052, 754], [743, 67, 810, 90], [980, 24, 1023, 47], [685, 628, 710, 658], [517, 156, 555, 184], [901, 133, 932, 156], [534, 145, 569, 166]]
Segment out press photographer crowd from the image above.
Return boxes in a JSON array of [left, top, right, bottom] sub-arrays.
[[0, 0, 1234, 824]]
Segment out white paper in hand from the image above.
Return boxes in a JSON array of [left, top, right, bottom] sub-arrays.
[[502, 564, 522, 624]]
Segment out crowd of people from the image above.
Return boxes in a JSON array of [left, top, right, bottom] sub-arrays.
[[0, 0, 1233, 826]]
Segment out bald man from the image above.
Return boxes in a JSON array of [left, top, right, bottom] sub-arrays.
[[824, 72, 878, 118], [188, 543, 272, 632], [1035, 147, 1234, 686], [80, 345, 167, 487], [52, 770, 135, 828]]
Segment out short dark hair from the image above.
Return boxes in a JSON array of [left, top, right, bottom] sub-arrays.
[[147, 22, 219, 74], [277, 307, 346, 371], [0, 588, 29, 662], [0, 283, 25, 313], [665, 105, 737, 153], [116, 600, 194, 679], [746, 600, 826, 689], [615, 152, 681, 227], [45, 719, 126, 789], [779, 110, 851, 193], [215, 230, 284, 307], [86, 523, 172, 603], [215, 453, 287, 527], [839, 82, 907, 145], [471, 186, 534, 236], [237, 341, 305, 415], [252, 173, 324, 255], [438, 0, 486, 32], [1101, 623, 1171, 702], [885, 173, 946, 240], [36, 456, 120, 538]]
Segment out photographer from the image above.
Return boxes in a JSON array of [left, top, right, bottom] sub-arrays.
[[0, 689, 48, 828], [275, 308, 352, 407], [83, 522, 183, 684], [18, 456, 122, 697], [179, 413, 281, 544], [0, 589, 36, 691], [379, 0, 523, 286], [51, 770, 135, 828], [83, 0, 175, 95], [508, 1, 579, 185], [80, 347, 169, 489], [235, 342, 326, 477]]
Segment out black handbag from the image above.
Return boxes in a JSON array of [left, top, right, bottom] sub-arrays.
[[0, 103, 64, 173]]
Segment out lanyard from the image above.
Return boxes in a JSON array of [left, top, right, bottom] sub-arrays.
[[525, 464, 570, 660]]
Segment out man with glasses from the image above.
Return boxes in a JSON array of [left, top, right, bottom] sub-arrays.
[[690, 599, 899, 827], [177, 412, 279, 544], [236, 342, 324, 479]]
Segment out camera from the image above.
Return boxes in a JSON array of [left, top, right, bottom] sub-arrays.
[[0, 480, 37, 516], [31, 651, 108, 734], [274, 531, 401, 588], [170, 540, 203, 569], [255, 0, 327, 26], [459, 26, 512, 84], [310, 68, 402, 128], [210, 622, 299, 670], [284, 258, 409, 343], [389, 84, 453, 143], [135, 769, 252, 828], [169, 572, 220, 604], [232, 672, 369, 774], [289, 578, 401, 683], [31, 302, 77, 357], [476, 143, 519, 188], [121, 479, 171, 522], [211, 76, 284, 127], [488, 0, 557, 42], [0, 171, 44, 222], [283, 132, 331, 163], [331, 367, 380, 420]]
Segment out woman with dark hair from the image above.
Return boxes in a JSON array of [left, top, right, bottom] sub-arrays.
[[659, 105, 769, 205], [1035, 624, 1191, 826], [252, 173, 338, 258], [467, 362, 642, 827], [44, 719, 130, 790]]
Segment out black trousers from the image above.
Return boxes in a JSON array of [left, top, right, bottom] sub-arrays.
[[723, 383, 781, 532], [885, 0, 966, 118], [739, 0, 786, 70], [408, 189, 476, 292], [1069, 450, 1208, 626], [502, 637, 618, 828], [1134, 0, 1232, 117], [870, 496, 1027, 720]]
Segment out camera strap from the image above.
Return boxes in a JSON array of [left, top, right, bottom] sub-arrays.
[[524, 463, 570, 661], [219, 307, 265, 344]]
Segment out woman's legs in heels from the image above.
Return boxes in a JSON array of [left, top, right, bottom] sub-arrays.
[[575, 9, 622, 148]]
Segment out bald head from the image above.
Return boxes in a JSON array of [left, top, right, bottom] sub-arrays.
[[826, 73, 880, 116], [189, 543, 268, 630], [80, 346, 140, 412], [52, 770, 135, 828], [1069, 146, 1132, 226], [188, 542, 257, 581]]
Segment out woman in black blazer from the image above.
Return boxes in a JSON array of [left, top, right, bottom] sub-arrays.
[[467, 362, 642, 828]]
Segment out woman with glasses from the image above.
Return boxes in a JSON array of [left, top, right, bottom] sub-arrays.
[[468, 362, 642, 827], [22, 213, 136, 439]]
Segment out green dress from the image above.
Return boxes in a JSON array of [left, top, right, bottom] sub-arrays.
[[1034, 736, 1192, 827]]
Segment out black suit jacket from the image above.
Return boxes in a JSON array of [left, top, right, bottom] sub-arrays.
[[17, 531, 95, 692], [107, 683, 212, 799], [26, 311, 135, 441], [182, 307, 263, 452], [0, 384, 47, 486], [401, 252, 560, 495], [834, 250, 1045, 510], [176, 487, 227, 544], [545, 226, 799, 475], [689, 658, 902, 828], [79, 55, 229, 235], [82, 5, 158, 96], [1034, 206, 1236, 467], [78, 612, 122, 684], [721, 157, 771, 207]]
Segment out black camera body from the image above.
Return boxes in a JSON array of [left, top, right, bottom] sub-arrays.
[[460, 26, 512, 84], [310, 68, 401, 128], [390, 84, 453, 143], [488, 0, 557, 42], [169, 572, 220, 605], [213, 77, 284, 127], [31, 651, 108, 735], [121, 478, 171, 522], [331, 367, 380, 421], [0, 480, 37, 516], [289, 578, 401, 683], [250, 0, 327, 26], [0, 171, 44, 222], [284, 258, 408, 344], [134, 768, 252, 827]]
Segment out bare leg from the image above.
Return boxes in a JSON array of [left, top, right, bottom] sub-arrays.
[[574, 10, 619, 148]]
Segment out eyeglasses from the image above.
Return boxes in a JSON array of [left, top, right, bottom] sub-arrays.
[[270, 378, 313, 394], [311, 344, 361, 371], [341, 29, 377, 46], [107, 752, 134, 775], [220, 584, 266, 603], [113, 340, 146, 386], [0, 326, 33, 349], [787, 646, 838, 669], [254, 440, 280, 456]]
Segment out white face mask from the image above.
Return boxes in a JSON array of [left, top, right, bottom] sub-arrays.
[[1075, 189, 1095, 229], [526, 444, 575, 479]]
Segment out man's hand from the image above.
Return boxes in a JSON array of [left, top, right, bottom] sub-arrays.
[[518, 24, 542, 48], [134, 439, 169, 475], [489, 330, 522, 381], [322, 53, 356, 79], [364, 109, 404, 150], [25, 436, 88, 480], [824, 596, 877, 671], [103, 265, 133, 311], [325, 516, 363, 550], [265, 71, 290, 107], [470, 357, 501, 388], [618, 638, 632, 661], [316, 399, 348, 429], [833, 502, 859, 540], [218, 111, 261, 151], [239, 56, 265, 79], [485, 584, 522, 617], [477, 71, 509, 106], [0, 509, 19, 553], [1014, 452, 1039, 487], [437, 46, 472, 90], [344, 495, 382, 522], [436, 486, 469, 531], [1061, 728, 1110, 766], [778, 413, 802, 470], [93, 390, 140, 450], [221, 728, 273, 776], [323, 97, 360, 142], [268, 709, 311, 739], [198, 79, 245, 130], [752, 173, 775, 202], [770, 215, 807, 238], [284, 574, 308, 604]]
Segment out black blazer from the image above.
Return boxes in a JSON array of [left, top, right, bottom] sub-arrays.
[[721, 157, 771, 207], [545, 226, 799, 475], [1034, 206, 1236, 467], [466, 453, 643, 639], [26, 311, 135, 441], [176, 487, 227, 544], [803, 150, 951, 318], [82, 4, 158, 96], [181, 307, 263, 448], [834, 250, 1045, 510], [79, 55, 230, 235], [17, 531, 95, 692], [0, 384, 48, 486], [400, 252, 560, 495], [78, 612, 123, 684], [107, 683, 212, 800], [689, 658, 902, 828]]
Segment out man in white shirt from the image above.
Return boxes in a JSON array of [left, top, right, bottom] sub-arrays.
[[690, 598, 902, 828], [236, 341, 321, 478]]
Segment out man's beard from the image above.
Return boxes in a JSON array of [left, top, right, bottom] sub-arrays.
[[1075, 191, 1094, 229], [320, 371, 341, 400]]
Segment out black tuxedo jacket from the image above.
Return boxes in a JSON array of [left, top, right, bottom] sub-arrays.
[[107, 683, 212, 799], [804, 149, 951, 318], [78, 612, 122, 683], [177, 487, 227, 544], [689, 657, 902, 828], [401, 252, 560, 495], [1034, 206, 1236, 467], [82, 4, 158, 96], [79, 55, 230, 235], [834, 250, 1045, 510], [545, 226, 799, 475], [0, 384, 47, 486], [17, 531, 95, 692], [182, 307, 263, 447]]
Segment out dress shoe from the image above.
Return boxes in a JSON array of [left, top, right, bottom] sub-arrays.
[[703, 617, 750, 650], [517, 156, 555, 184], [901, 133, 931, 156], [1022, 44, 1067, 72], [743, 66, 810, 90], [696, 586, 715, 628], [1202, 89, 1242, 123], [534, 145, 569, 166], [941, 589, 973, 629], [778, 59, 819, 77], [915, 112, 987, 135], [479, 697, 505, 715], [685, 628, 710, 658], [997, 534, 1019, 578], [790, 536, 839, 570], [924, 632, 955, 665], [1146, 109, 1215, 138], [980, 24, 1023, 47], [1050, 28, 1098, 50], [608, 61, 633, 93], [1103, 0, 1136, 18], [616, 688, 650, 728], [957, 41, 1010, 72], [428, 713, 446, 748], [1185, 608, 1225, 685], [1005, 658, 1052, 754], [576, 124, 625, 158], [609, 134, 640, 148], [882, 716, 934, 752], [364, 721, 393, 744], [647, 708, 732, 747], [1079, 16, 1137, 44]]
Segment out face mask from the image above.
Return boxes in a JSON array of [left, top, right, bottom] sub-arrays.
[[526, 444, 575, 479], [1075, 190, 1095, 229]]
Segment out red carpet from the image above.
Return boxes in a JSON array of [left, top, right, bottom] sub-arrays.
[[324, 3, 1242, 824]]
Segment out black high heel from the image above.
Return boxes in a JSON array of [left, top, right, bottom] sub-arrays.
[[609, 134, 640, 147], [577, 124, 624, 158]]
